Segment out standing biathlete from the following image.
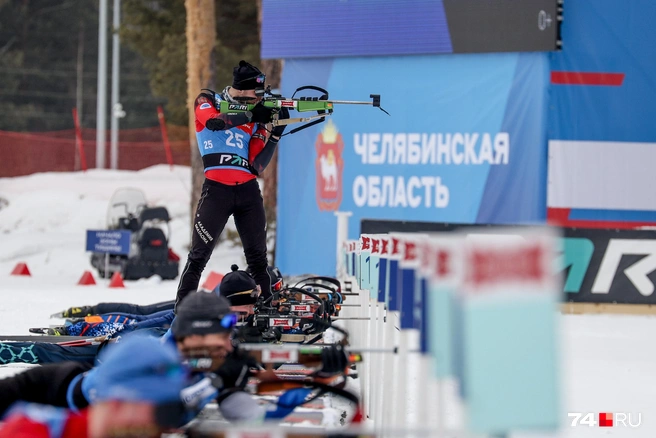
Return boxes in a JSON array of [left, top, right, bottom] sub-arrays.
[[175, 60, 289, 311]]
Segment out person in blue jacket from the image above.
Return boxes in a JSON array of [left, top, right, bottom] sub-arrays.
[[0, 311, 175, 365], [160, 291, 350, 423], [49, 309, 175, 337], [1, 291, 348, 426], [0, 335, 189, 438]]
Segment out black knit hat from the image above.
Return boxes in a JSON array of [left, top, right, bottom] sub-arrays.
[[220, 264, 259, 305], [171, 292, 233, 339], [232, 60, 265, 91]]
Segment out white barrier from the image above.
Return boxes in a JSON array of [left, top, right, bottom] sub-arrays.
[[336, 223, 563, 437]]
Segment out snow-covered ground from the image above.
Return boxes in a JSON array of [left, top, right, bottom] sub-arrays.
[[0, 165, 246, 335], [555, 313, 656, 438], [1, 167, 656, 437]]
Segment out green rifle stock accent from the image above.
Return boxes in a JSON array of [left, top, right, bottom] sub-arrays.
[[299, 347, 323, 355], [220, 99, 334, 114]]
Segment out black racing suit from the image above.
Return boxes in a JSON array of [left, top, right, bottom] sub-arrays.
[[0, 361, 92, 417], [93, 300, 174, 315]]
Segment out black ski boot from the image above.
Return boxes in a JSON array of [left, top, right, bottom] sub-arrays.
[[52, 306, 93, 318]]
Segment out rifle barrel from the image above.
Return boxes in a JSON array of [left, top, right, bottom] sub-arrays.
[[327, 100, 373, 105], [238, 343, 400, 354]]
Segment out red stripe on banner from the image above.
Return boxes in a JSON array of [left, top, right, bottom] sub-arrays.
[[547, 208, 656, 229], [551, 72, 625, 86]]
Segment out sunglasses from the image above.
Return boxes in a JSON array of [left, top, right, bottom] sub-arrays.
[[183, 356, 215, 371], [272, 278, 284, 292], [235, 73, 266, 87]]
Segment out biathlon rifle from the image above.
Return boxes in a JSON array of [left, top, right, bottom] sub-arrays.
[[218, 85, 390, 135]]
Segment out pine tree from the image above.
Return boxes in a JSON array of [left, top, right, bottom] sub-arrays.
[[185, 0, 215, 228], [0, 0, 161, 131]]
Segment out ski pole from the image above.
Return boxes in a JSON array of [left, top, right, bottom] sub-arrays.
[[57, 335, 108, 347]]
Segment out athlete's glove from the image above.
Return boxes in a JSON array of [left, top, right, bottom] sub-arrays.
[[211, 348, 259, 402], [271, 107, 290, 138], [314, 345, 348, 378], [235, 325, 263, 343], [206, 118, 226, 131], [249, 102, 275, 124]]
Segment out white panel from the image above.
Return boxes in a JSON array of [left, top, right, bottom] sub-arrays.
[[548, 140, 656, 210]]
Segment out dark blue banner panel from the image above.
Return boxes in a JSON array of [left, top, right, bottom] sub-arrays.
[[262, 0, 560, 59]]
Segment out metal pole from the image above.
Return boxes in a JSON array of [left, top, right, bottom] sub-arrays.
[[76, 24, 84, 120], [110, 0, 121, 170], [96, 0, 108, 168], [75, 23, 84, 171]]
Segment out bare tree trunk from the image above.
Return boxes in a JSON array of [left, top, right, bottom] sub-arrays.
[[257, 0, 283, 263], [185, 0, 216, 241]]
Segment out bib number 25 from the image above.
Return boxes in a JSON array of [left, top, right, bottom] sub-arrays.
[[203, 132, 244, 150], [226, 131, 244, 149]]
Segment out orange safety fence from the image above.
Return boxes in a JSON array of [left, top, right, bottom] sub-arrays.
[[0, 126, 192, 178]]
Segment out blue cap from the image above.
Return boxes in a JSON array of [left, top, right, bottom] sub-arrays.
[[92, 334, 187, 404]]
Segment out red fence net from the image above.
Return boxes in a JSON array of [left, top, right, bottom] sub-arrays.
[[0, 126, 192, 178]]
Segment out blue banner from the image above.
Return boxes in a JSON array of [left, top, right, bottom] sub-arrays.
[[547, 0, 656, 227], [262, 0, 559, 59], [399, 267, 416, 329], [262, 0, 452, 59], [418, 277, 429, 354], [276, 54, 549, 275], [549, 0, 655, 144], [377, 257, 388, 303], [86, 230, 131, 255]]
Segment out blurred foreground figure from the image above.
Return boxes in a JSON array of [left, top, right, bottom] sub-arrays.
[[0, 335, 188, 438]]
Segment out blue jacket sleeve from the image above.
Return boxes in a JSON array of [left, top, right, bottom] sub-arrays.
[[264, 388, 314, 420], [131, 310, 175, 331]]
